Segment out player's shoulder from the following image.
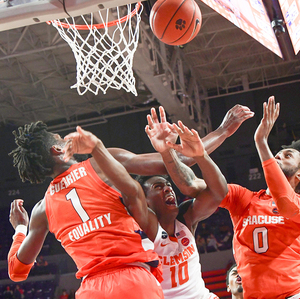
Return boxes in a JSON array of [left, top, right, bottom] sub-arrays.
[[227, 183, 257, 196], [31, 198, 48, 228], [31, 198, 47, 217]]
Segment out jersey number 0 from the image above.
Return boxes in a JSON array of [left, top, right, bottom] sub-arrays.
[[253, 227, 269, 253]]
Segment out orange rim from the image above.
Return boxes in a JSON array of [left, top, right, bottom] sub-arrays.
[[46, 2, 141, 30]]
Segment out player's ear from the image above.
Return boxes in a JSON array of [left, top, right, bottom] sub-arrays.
[[295, 168, 300, 182], [227, 285, 231, 292], [50, 145, 63, 156]]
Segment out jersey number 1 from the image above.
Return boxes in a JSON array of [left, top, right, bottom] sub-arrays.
[[170, 261, 189, 288], [66, 188, 90, 222]]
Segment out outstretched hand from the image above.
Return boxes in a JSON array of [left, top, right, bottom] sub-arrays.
[[10, 199, 29, 230], [166, 121, 205, 158], [145, 106, 178, 153], [220, 104, 255, 137], [63, 126, 99, 162], [254, 96, 280, 143]]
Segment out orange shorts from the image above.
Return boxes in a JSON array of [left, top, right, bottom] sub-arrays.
[[76, 265, 164, 299]]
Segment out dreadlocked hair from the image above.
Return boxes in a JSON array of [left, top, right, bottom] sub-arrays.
[[9, 121, 56, 184]]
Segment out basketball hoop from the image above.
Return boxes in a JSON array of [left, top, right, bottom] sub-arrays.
[[47, 3, 142, 96]]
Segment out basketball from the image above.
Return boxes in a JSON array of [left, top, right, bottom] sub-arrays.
[[149, 0, 202, 46]]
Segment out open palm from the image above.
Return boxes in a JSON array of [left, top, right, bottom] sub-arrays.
[[166, 121, 205, 157], [145, 106, 178, 153]]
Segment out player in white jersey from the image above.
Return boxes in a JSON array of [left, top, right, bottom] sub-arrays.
[[134, 106, 251, 298], [154, 214, 215, 299]]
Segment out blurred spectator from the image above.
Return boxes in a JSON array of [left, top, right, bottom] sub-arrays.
[[198, 222, 210, 242], [32, 256, 51, 275], [206, 233, 221, 252], [13, 285, 24, 299], [196, 234, 207, 254], [218, 230, 233, 251], [3, 286, 13, 299], [36, 256, 48, 267], [60, 289, 69, 299], [68, 289, 76, 299]]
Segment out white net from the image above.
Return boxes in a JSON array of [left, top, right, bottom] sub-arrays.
[[48, 3, 143, 96]]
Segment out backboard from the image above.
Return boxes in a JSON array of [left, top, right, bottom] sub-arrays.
[[0, 0, 135, 32]]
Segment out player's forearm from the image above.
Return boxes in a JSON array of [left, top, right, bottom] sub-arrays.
[[109, 147, 196, 174], [8, 232, 34, 282], [255, 138, 274, 162], [92, 143, 141, 197], [201, 126, 229, 155], [194, 153, 228, 201], [161, 149, 204, 197], [263, 158, 300, 219]]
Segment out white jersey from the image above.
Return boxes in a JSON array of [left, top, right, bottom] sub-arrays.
[[154, 219, 217, 299]]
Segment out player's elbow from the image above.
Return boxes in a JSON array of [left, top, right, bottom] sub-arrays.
[[208, 184, 228, 204], [277, 196, 300, 218], [180, 180, 207, 198]]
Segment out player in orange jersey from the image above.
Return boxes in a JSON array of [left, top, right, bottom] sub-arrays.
[[226, 264, 243, 299], [8, 124, 165, 299], [221, 96, 300, 298], [7, 104, 252, 298]]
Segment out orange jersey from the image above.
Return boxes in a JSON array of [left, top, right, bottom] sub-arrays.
[[45, 159, 162, 280], [221, 184, 300, 298]]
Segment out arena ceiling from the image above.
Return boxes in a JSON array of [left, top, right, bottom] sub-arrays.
[[0, 0, 299, 132]]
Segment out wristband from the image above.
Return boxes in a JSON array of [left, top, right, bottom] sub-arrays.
[[13, 225, 28, 239]]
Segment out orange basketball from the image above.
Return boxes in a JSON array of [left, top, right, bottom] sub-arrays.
[[149, 0, 202, 46]]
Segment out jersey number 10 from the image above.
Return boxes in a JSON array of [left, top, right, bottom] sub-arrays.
[[170, 261, 189, 288]]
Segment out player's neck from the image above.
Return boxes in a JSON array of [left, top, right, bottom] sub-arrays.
[[158, 215, 177, 237], [52, 159, 78, 178]]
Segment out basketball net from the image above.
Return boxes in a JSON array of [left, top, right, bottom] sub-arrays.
[[47, 3, 142, 96]]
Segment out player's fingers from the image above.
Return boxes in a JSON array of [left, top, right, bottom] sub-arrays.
[[166, 141, 181, 151], [177, 121, 186, 133], [275, 103, 280, 119], [262, 102, 267, 119], [76, 126, 85, 135], [64, 132, 79, 141], [183, 124, 193, 135], [190, 129, 199, 137], [145, 125, 152, 137], [172, 123, 183, 135], [151, 108, 159, 123], [147, 114, 154, 128], [159, 106, 166, 123]]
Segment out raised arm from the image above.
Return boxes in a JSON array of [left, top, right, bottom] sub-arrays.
[[8, 199, 49, 281], [254, 96, 300, 221], [151, 120, 228, 228], [202, 104, 254, 154], [63, 126, 158, 237], [105, 105, 254, 176]]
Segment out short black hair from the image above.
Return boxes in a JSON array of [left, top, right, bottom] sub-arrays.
[[135, 175, 170, 195], [282, 140, 300, 152], [226, 263, 237, 286]]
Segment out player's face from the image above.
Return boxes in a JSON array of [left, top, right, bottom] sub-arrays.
[[144, 176, 178, 215], [227, 266, 243, 295], [275, 149, 300, 178]]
